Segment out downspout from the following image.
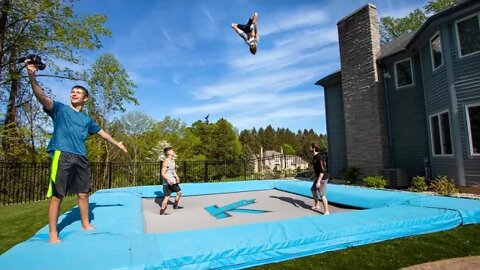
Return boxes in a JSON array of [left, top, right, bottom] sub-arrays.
[[382, 63, 394, 169]]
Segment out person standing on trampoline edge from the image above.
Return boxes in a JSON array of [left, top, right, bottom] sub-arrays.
[[160, 147, 182, 215], [231, 12, 259, 55], [310, 143, 330, 215], [26, 61, 128, 244]]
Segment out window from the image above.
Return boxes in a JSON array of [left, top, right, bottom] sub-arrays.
[[394, 58, 414, 88], [466, 104, 480, 155], [455, 14, 480, 57], [430, 32, 443, 70], [430, 111, 453, 156]]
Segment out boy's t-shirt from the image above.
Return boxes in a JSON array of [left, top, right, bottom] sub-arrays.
[[312, 153, 326, 177], [44, 101, 101, 157]]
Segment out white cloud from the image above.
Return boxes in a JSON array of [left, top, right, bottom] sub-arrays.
[[193, 66, 321, 100], [261, 8, 329, 36], [173, 90, 323, 116], [229, 106, 325, 130]]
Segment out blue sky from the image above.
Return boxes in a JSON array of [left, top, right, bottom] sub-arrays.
[[46, 0, 429, 134]]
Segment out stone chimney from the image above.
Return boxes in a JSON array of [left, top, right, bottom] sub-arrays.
[[337, 4, 389, 176]]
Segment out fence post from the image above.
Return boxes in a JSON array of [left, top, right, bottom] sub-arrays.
[[183, 161, 187, 183], [108, 162, 112, 189], [204, 160, 209, 182]]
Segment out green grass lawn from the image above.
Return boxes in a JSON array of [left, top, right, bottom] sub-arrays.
[[0, 197, 77, 254], [1, 199, 479, 269]]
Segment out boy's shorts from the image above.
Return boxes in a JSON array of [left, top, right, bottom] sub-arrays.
[[237, 18, 253, 34], [163, 183, 181, 196], [310, 173, 329, 197], [48, 150, 91, 198]]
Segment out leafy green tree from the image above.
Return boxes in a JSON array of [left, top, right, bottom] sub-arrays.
[[380, 0, 457, 44], [282, 143, 295, 155], [190, 118, 242, 160], [86, 53, 137, 163], [210, 118, 242, 160], [1, 0, 110, 159]]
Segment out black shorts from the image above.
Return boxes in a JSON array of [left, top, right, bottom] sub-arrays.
[[48, 151, 91, 198], [237, 18, 253, 34], [163, 183, 181, 196]]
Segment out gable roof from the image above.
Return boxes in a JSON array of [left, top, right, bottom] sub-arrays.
[[379, 30, 418, 60], [317, 0, 477, 86], [406, 0, 475, 49]]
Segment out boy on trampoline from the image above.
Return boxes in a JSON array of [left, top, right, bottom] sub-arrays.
[[231, 12, 259, 55], [160, 146, 183, 215], [310, 143, 330, 215], [26, 61, 128, 243]]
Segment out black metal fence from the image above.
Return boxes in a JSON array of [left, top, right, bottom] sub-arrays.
[[0, 154, 315, 206]]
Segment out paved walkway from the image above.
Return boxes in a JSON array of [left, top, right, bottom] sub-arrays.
[[402, 256, 480, 270]]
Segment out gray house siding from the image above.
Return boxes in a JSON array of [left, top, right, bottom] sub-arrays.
[[324, 81, 347, 178], [419, 29, 458, 181], [448, 18, 480, 185], [383, 53, 429, 179]]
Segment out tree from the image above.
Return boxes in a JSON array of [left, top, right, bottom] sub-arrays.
[[282, 143, 295, 155], [0, 0, 110, 160], [380, 0, 458, 44], [86, 52, 137, 163], [190, 118, 242, 160], [210, 118, 242, 160]]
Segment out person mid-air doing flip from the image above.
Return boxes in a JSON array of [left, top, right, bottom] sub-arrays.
[[231, 12, 259, 55]]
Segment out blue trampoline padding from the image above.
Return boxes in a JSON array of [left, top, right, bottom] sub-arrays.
[[403, 195, 480, 225], [274, 180, 426, 208], [130, 206, 461, 269], [1, 180, 479, 270]]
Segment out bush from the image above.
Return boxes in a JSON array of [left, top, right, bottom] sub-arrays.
[[430, 176, 458, 195], [363, 175, 387, 188], [409, 176, 428, 192], [341, 167, 360, 184]]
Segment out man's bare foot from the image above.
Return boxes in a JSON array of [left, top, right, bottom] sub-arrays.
[[323, 211, 330, 215], [49, 234, 61, 244], [311, 205, 321, 210], [82, 224, 95, 230]]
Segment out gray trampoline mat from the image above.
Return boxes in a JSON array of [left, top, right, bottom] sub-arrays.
[[143, 189, 357, 233]]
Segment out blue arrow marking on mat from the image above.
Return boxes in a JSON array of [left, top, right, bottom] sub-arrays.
[[204, 199, 270, 219]]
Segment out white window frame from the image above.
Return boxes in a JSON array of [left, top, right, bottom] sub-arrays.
[[430, 31, 443, 71], [455, 13, 480, 58], [394, 58, 415, 89], [429, 110, 454, 157], [465, 103, 480, 156]]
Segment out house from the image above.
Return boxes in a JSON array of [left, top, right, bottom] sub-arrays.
[[316, 0, 480, 186], [252, 148, 310, 173]]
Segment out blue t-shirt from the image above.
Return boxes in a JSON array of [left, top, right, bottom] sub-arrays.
[[44, 101, 101, 156]]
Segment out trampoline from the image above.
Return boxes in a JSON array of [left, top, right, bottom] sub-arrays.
[[143, 189, 357, 233], [1, 180, 479, 270]]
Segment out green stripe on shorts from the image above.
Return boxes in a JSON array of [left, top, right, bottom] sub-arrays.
[[47, 150, 61, 198]]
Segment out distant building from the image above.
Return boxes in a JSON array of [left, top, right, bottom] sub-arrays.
[[252, 148, 309, 173], [316, 1, 480, 186]]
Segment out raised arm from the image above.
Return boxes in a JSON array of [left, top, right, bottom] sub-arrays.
[[97, 129, 128, 153], [26, 64, 53, 111]]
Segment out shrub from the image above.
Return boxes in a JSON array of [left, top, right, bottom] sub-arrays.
[[341, 167, 360, 184], [430, 176, 458, 195], [363, 175, 387, 188], [409, 176, 428, 192]]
